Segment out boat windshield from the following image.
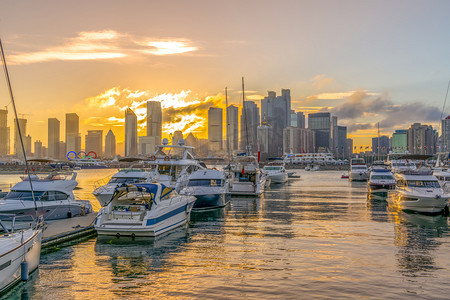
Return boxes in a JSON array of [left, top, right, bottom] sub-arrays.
[[371, 175, 394, 180], [109, 177, 144, 184], [406, 180, 440, 188], [4, 190, 45, 201], [264, 166, 282, 170], [188, 179, 222, 187]]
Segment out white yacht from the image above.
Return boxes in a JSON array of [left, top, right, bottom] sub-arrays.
[[349, 158, 369, 181], [146, 139, 203, 193], [388, 170, 449, 214], [367, 169, 396, 195], [93, 168, 153, 206], [230, 155, 268, 196], [72, 158, 108, 169], [390, 160, 417, 173], [183, 169, 231, 210], [0, 215, 43, 294], [0, 172, 92, 220], [433, 170, 450, 193], [94, 183, 196, 237], [263, 159, 288, 184]]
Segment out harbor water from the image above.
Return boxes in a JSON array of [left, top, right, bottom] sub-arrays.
[[2, 169, 450, 299]]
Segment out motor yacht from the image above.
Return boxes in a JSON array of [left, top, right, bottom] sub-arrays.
[[433, 170, 450, 193], [93, 168, 153, 207], [388, 169, 449, 214], [230, 155, 268, 196], [0, 172, 92, 220], [94, 183, 196, 237], [0, 215, 43, 294], [72, 158, 108, 169], [263, 159, 288, 184], [349, 158, 369, 181], [367, 169, 396, 196], [183, 169, 231, 210]]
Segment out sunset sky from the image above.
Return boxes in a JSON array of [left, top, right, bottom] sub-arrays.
[[1, 0, 450, 154]]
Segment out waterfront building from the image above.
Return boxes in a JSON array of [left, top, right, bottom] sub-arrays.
[[297, 112, 305, 128], [59, 141, 66, 160], [346, 138, 353, 158], [48, 118, 60, 159], [240, 100, 260, 153], [208, 107, 223, 153], [257, 117, 273, 155], [441, 115, 450, 151], [0, 109, 9, 156], [172, 130, 184, 156], [125, 108, 138, 157], [14, 118, 27, 158], [34, 140, 42, 158], [139, 136, 156, 155], [85, 130, 103, 157], [392, 130, 407, 153], [308, 112, 331, 151], [147, 101, 162, 145], [104, 129, 116, 158], [283, 127, 315, 154], [65, 113, 81, 155], [337, 126, 347, 158], [372, 136, 390, 156], [331, 116, 339, 155], [407, 123, 437, 155], [227, 105, 239, 151]]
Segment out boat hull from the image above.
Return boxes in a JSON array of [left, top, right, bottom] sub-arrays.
[[0, 201, 91, 220], [269, 172, 288, 184], [193, 193, 230, 210], [349, 171, 369, 181], [388, 192, 449, 214]]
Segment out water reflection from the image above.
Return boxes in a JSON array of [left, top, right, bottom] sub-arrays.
[[366, 193, 389, 223]]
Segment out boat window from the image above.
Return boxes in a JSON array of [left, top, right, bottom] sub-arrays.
[[158, 165, 171, 175], [371, 175, 394, 180], [406, 180, 440, 188], [188, 179, 222, 187], [5, 190, 44, 201], [109, 177, 142, 184], [264, 166, 281, 170]]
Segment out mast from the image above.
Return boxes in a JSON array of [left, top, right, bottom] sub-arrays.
[[0, 38, 37, 212], [225, 87, 231, 164], [377, 122, 380, 161], [242, 77, 250, 155]]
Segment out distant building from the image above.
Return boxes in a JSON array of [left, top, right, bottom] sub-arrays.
[[139, 136, 156, 155], [337, 126, 347, 158], [308, 112, 331, 151], [372, 136, 390, 156], [59, 141, 66, 160], [240, 101, 260, 153], [283, 127, 315, 154], [147, 101, 162, 145], [392, 130, 407, 153], [85, 130, 103, 157], [65, 113, 81, 155], [407, 123, 437, 155], [25, 135, 32, 156], [441, 115, 450, 151], [0, 109, 9, 156], [346, 138, 353, 158], [331, 116, 339, 155], [48, 118, 60, 159], [14, 118, 27, 158], [104, 129, 116, 157], [208, 107, 223, 154], [125, 108, 138, 156], [257, 117, 273, 155], [297, 112, 306, 129], [227, 105, 239, 151], [34, 140, 43, 158]]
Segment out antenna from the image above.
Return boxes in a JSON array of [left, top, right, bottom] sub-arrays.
[[0, 38, 37, 213]]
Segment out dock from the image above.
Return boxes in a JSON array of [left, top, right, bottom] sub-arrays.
[[41, 213, 97, 251]]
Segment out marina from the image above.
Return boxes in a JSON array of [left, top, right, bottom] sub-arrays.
[[2, 168, 450, 299]]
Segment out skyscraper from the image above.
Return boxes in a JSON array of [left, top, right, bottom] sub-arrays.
[[240, 101, 260, 153], [85, 130, 103, 157], [34, 140, 43, 158], [257, 117, 273, 154], [227, 105, 239, 151], [125, 108, 138, 156], [392, 130, 407, 153], [297, 112, 305, 128], [407, 123, 437, 155], [48, 118, 60, 159], [441, 115, 450, 151], [14, 118, 27, 157], [0, 109, 9, 156], [105, 129, 116, 157], [147, 101, 162, 145], [208, 107, 223, 153], [308, 112, 331, 151], [66, 113, 81, 155]]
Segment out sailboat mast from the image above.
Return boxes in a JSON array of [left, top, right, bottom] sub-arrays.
[[377, 122, 380, 161], [0, 38, 37, 212], [242, 77, 250, 155], [225, 87, 231, 164]]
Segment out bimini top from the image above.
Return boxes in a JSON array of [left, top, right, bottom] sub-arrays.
[[113, 183, 173, 205]]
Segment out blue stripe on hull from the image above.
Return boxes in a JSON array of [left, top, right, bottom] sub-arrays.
[[146, 204, 187, 226]]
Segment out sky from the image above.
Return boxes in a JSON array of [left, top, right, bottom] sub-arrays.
[[1, 0, 450, 154]]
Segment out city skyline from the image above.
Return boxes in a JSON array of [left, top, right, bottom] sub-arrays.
[[1, 0, 450, 150]]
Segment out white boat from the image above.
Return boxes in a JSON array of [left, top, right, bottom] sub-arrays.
[[349, 158, 369, 181], [433, 170, 450, 193], [230, 155, 267, 196], [0, 215, 43, 294], [0, 172, 92, 220], [93, 168, 153, 207], [390, 159, 417, 173], [183, 169, 231, 210], [367, 169, 396, 196], [388, 170, 449, 214], [72, 158, 108, 169], [146, 139, 204, 192], [94, 183, 196, 237], [263, 159, 288, 184]]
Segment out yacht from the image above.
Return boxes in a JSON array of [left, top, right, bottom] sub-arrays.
[[349, 158, 369, 181], [263, 159, 288, 184], [146, 139, 203, 193], [0, 172, 92, 220], [72, 158, 108, 169], [433, 170, 450, 193], [183, 169, 231, 210], [230, 155, 268, 196], [367, 169, 396, 196], [94, 183, 196, 237], [0, 215, 43, 294], [388, 169, 449, 214], [93, 168, 153, 206]]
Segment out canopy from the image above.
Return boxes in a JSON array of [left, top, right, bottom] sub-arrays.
[[113, 183, 173, 205]]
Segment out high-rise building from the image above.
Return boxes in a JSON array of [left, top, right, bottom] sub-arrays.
[[147, 101, 162, 145], [283, 127, 315, 154], [337, 126, 347, 158], [372, 136, 390, 156], [441, 116, 450, 151], [208, 107, 223, 153], [65, 113, 81, 155], [308, 112, 331, 151], [297, 112, 305, 129], [227, 105, 239, 151], [14, 118, 27, 157], [392, 130, 407, 153], [104, 129, 116, 157], [0, 109, 8, 156], [407, 123, 437, 155], [85, 130, 103, 157], [257, 117, 273, 154], [139, 136, 156, 155], [34, 140, 43, 158], [125, 108, 138, 156], [48, 118, 60, 159], [331, 116, 339, 155], [240, 101, 260, 153], [346, 138, 354, 158]]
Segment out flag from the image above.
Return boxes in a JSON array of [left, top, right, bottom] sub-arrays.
[[241, 165, 245, 175]]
